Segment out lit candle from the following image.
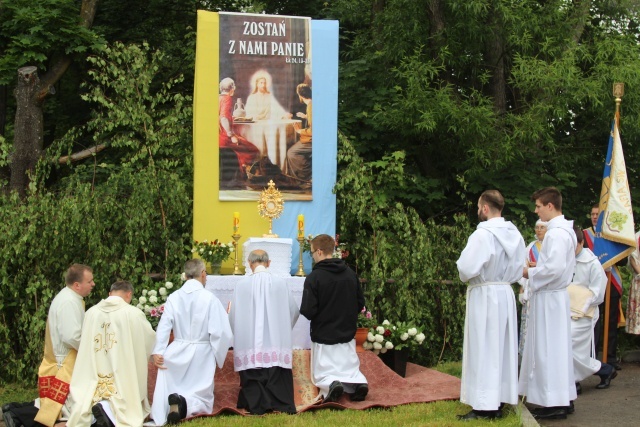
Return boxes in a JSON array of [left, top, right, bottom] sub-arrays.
[[233, 212, 240, 234], [298, 214, 304, 238]]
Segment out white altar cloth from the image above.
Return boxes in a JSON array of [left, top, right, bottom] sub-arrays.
[[205, 275, 311, 349]]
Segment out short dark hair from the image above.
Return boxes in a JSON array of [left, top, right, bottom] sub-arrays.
[[297, 83, 312, 100], [311, 234, 334, 255], [110, 280, 133, 293], [531, 187, 562, 211], [65, 264, 92, 286], [479, 190, 505, 212], [574, 225, 584, 245], [592, 203, 599, 210]]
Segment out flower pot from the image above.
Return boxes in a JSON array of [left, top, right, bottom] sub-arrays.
[[354, 327, 369, 353], [379, 348, 409, 377]]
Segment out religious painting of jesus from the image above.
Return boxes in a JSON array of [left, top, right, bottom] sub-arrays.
[[218, 13, 312, 201]]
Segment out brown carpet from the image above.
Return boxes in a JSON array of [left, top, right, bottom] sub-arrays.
[[147, 350, 461, 418]]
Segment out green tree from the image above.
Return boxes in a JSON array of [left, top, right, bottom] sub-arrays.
[[0, 0, 101, 196], [330, 0, 640, 222], [0, 42, 194, 381]]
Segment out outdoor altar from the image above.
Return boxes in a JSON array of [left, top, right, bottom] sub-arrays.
[[204, 275, 310, 349]]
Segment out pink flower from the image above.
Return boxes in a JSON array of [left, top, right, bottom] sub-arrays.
[[366, 311, 372, 319], [150, 308, 158, 317]]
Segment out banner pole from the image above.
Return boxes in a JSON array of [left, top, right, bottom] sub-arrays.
[[602, 270, 612, 363]]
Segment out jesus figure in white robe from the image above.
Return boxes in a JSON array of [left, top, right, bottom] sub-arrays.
[[150, 259, 232, 425], [456, 189, 525, 421], [519, 187, 577, 420]]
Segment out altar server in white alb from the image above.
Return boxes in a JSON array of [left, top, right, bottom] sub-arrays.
[[456, 189, 526, 421], [151, 259, 232, 425], [67, 281, 156, 427], [569, 226, 617, 393], [519, 187, 577, 420], [229, 249, 300, 414]]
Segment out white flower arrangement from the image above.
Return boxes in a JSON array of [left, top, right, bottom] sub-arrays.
[[132, 278, 182, 329], [192, 239, 234, 265], [365, 318, 426, 354]]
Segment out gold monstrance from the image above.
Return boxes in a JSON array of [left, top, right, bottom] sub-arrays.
[[258, 180, 284, 238]]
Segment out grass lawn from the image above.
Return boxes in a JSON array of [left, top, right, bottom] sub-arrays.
[[0, 362, 521, 426]]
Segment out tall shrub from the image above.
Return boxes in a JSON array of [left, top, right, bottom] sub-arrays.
[[0, 42, 193, 383], [335, 134, 473, 365]]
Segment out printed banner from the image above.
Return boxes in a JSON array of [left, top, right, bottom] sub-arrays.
[[593, 118, 635, 268], [218, 12, 312, 201], [193, 11, 338, 274]]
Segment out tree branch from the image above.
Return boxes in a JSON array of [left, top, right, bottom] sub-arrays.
[[57, 144, 106, 164], [38, 0, 99, 99]]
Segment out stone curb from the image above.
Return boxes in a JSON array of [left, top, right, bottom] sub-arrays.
[[519, 401, 540, 427], [621, 349, 640, 362]]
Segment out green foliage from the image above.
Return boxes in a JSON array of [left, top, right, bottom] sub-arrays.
[[0, 42, 193, 383], [329, 0, 640, 223], [0, 0, 103, 85], [0, 383, 38, 404], [336, 134, 472, 366]]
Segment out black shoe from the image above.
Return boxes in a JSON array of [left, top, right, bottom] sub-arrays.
[[92, 403, 115, 427], [167, 393, 187, 424], [532, 406, 568, 420], [576, 382, 582, 395], [324, 381, 344, 403], [567, 401, 575, 414], [596, 370, 618, 389], [350, 384, 369, 401], [2, 403, 16, 413], [456, 409, 502, 420], [2, 410, 20, 427], [611, 361, 622, 371]]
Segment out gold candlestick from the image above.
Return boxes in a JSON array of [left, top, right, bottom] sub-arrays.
[[295, 235, 306, 277], [232, 233, 243, 275]]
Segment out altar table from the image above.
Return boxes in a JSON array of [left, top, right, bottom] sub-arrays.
[[205, 274, 311, 349], [234, 119, 300, 168]]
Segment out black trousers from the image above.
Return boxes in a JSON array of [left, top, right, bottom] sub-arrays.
[[594, 285, 621, 362], [6, 402, 45, 427], [237, 366, 296, 415]]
